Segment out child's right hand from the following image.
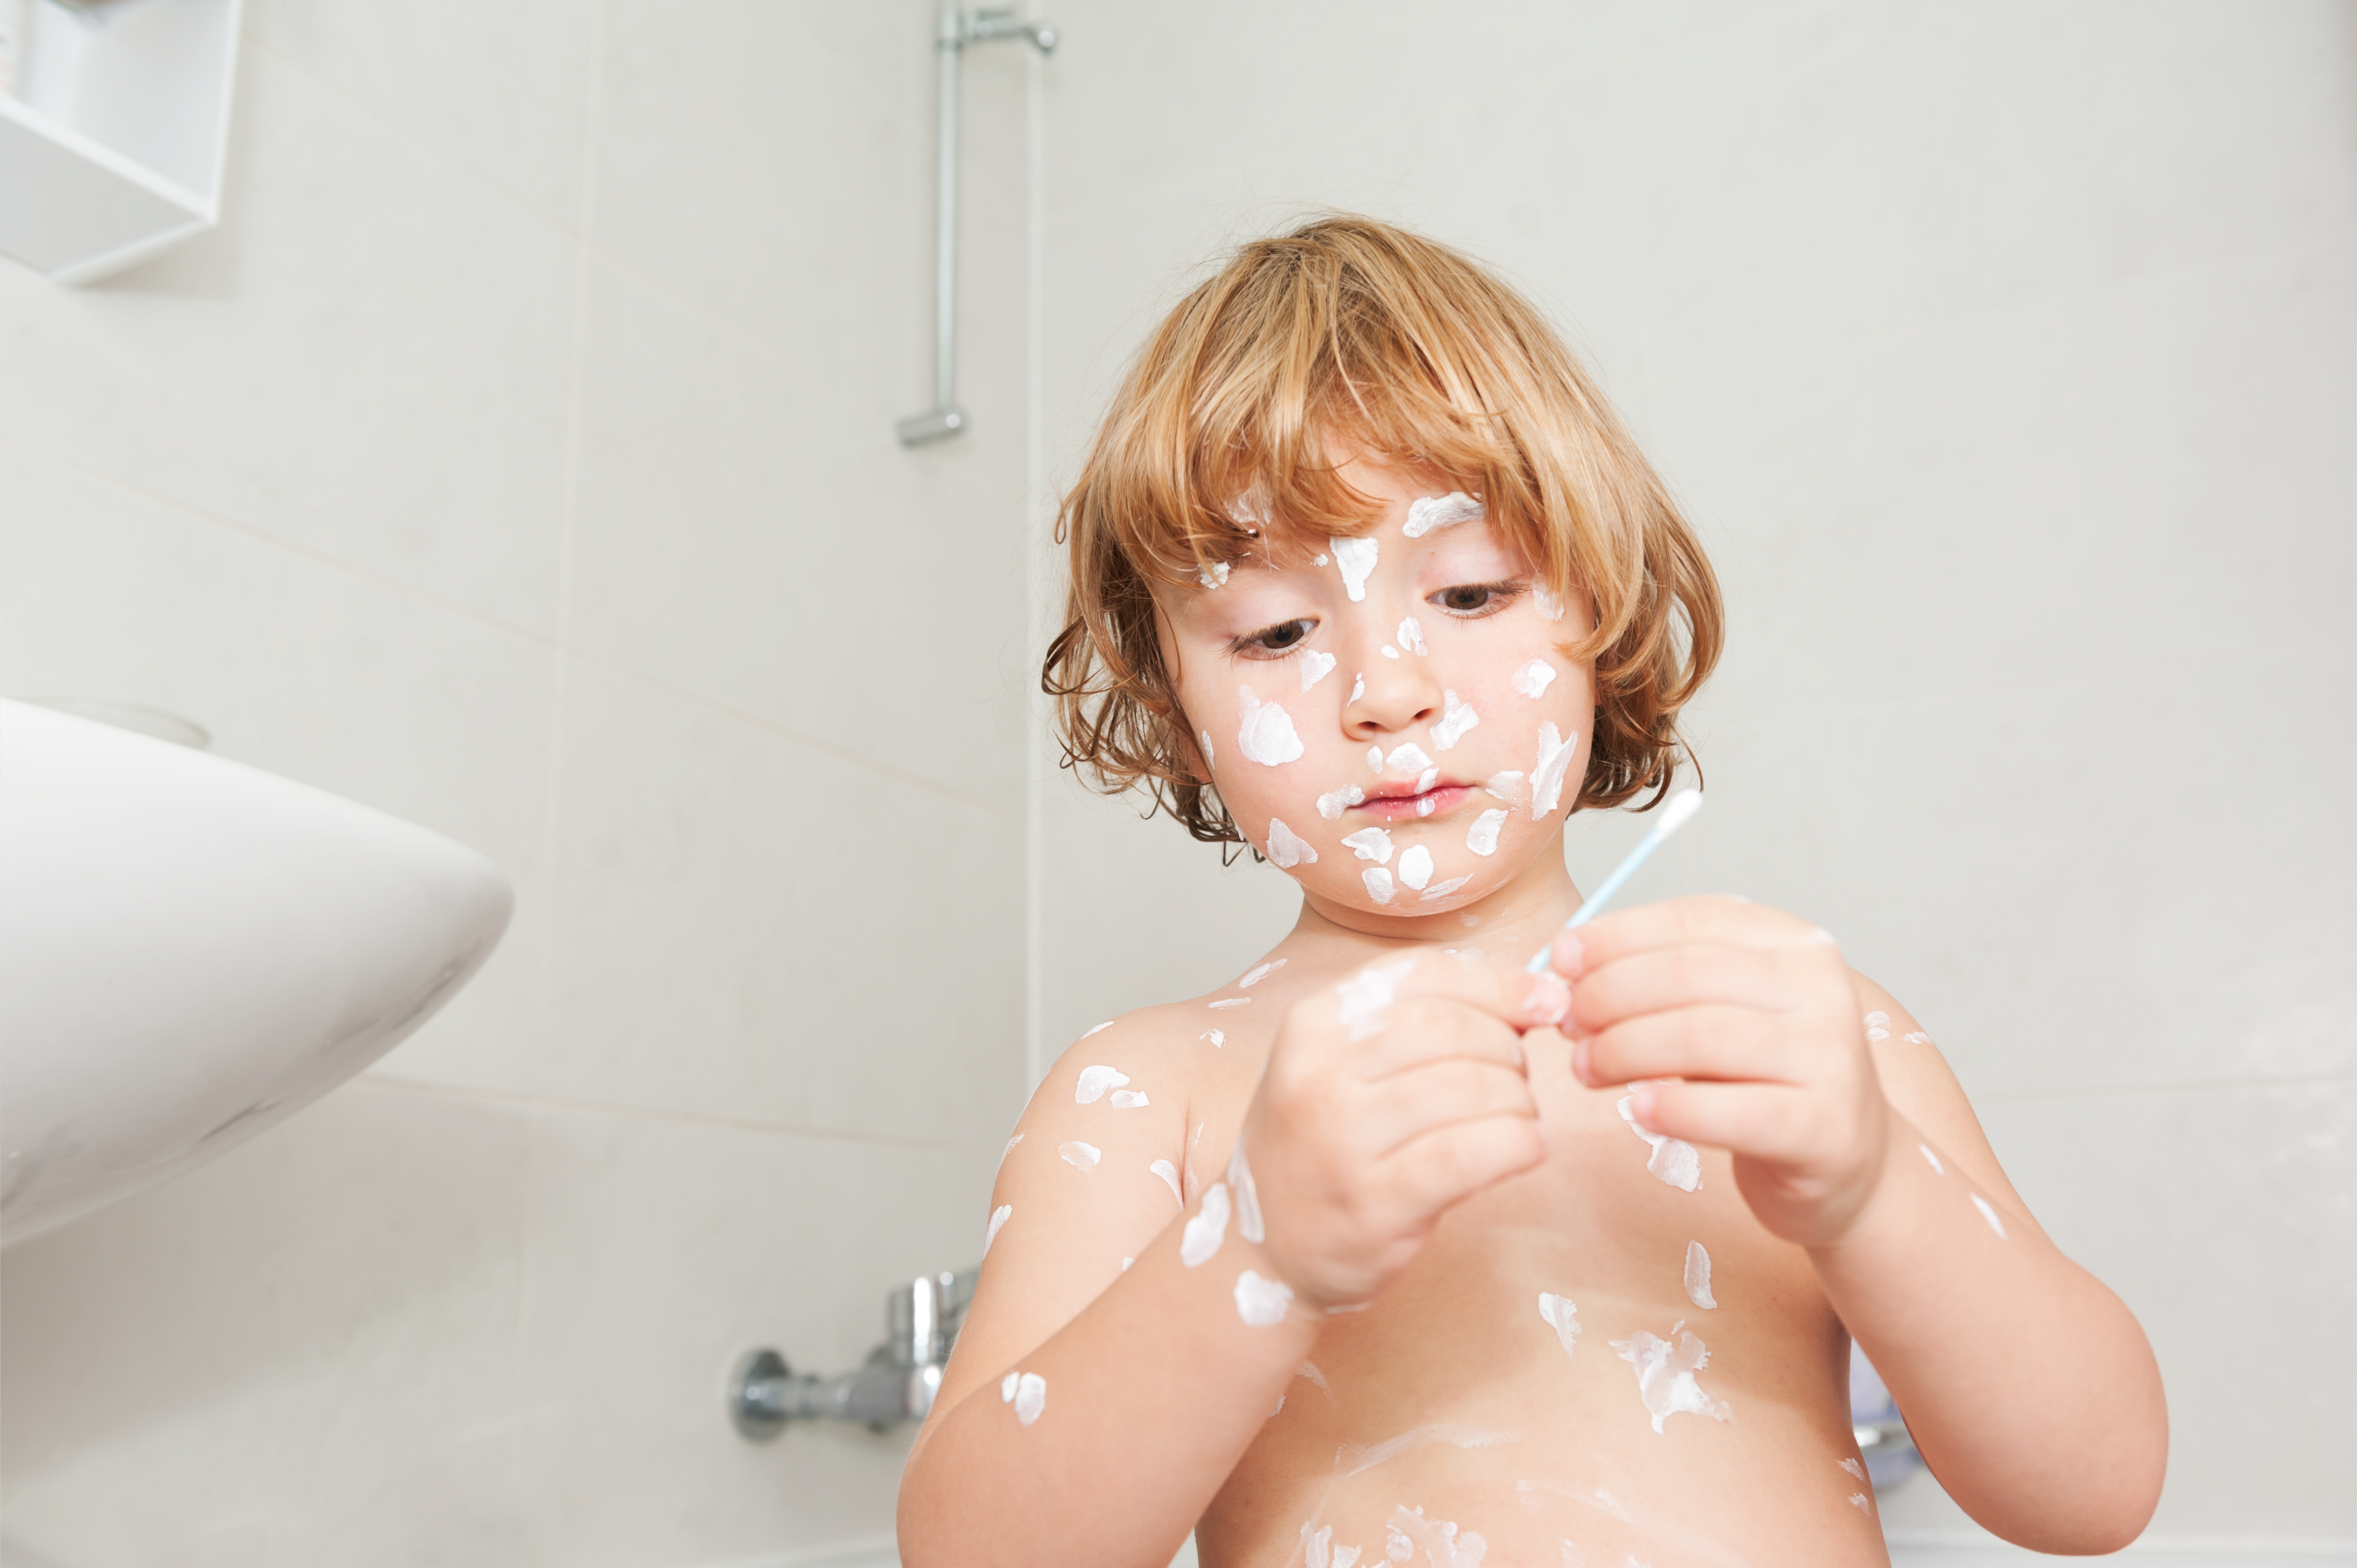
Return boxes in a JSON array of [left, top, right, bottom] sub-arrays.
[[1236, 953, 1568, 1309]]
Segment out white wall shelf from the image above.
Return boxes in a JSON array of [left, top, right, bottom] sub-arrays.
[[0, 0, 241, 284]]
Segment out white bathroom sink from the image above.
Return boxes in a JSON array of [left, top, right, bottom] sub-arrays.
[[0, 699, 512, 1247]]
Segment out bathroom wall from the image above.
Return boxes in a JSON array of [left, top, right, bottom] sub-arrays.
[[1032, 0, 2356, 1557], [0, 2, 1035, 1563]]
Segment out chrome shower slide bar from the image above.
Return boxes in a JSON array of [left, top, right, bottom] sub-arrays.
[[896, 3, 1057, 446]]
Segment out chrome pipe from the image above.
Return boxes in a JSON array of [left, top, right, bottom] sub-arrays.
[[895, 6, 1056, 446], [729, 1270, 977, 1439]]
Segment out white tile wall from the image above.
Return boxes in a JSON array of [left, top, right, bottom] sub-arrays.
[[1035, 0, 2357, 1552], [1, 0, 1031, 1561]]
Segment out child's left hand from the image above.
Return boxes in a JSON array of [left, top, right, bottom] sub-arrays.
[[1553, 894, 1895, 1250]]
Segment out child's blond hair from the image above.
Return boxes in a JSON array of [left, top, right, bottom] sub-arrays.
[[1044, 215, 1723, 848]]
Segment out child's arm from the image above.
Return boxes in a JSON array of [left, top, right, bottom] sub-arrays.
[[1557, 898, 2166, 1554], [897, 958, 1563, 1568]]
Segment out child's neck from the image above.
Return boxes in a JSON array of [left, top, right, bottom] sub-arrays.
[[1284, 829, 1585, 962]]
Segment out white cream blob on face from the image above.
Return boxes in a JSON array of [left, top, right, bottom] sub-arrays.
[[1366, 744, 1383, 772], [1420, 875, 1470, 900], [984, 1204, 1012, 1256], [1349, 673, 1365, 703], [1537, 1292, 1581, 1359], [1058, 1140, 1101, 1171], [1341, 826, 1394, 863], [1074, 1065, 1129, 1103], [1362, 867, 1396, 904], [1466, 808, 1508, 856], [1386, 742, 1435, 773], [1236, 685, 1305, 766], [1684, 1241, 1717, 1309], [1416, 767, 1439, 796], [1531, 723, 1578, 819], [1149, 1159, 1182, 1204], [1484, 771, 1527, 807], [1336, 955, 1417, 1040], [1316, 785, 1365, 820], [1265, 817, 1318, 868], [1299, 649, 1337, 692], [1234, 1269, 1294, 1327], [1197, 561, 1229, 590], [1199, 730, 1213, 771], [1402, 491, 1485, 538], [1511, 658, 1557, 698], [1396, 617, 1427, 655], [1532, 585, 1568, 622], [1180, 1180, 1231, 1266], [1329, 535, 1380, 601], [1617, 1091, 1702, 1190], [1398, 844, 1434, 890], [1430, 690, 1480, 751], [1971, 1194, 2009, 1239], [1609, 1321, 1731, 1434]]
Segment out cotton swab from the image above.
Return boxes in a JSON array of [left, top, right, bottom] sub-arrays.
[[1524, 789, 1705, 973]]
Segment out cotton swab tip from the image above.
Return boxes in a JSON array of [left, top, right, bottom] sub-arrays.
[[1654, 788, 1704, 838]]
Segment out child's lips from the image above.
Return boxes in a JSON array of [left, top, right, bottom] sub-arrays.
[[1354, 782, 1473, 821]]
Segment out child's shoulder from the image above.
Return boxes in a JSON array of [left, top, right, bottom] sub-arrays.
[[1028, 953, 1308, 1129]]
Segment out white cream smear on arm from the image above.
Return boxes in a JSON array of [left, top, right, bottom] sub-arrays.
[[1609, 1320, 1732, 1433], [1267, 818, 1319, 867], [984, 1204, 1011, 1255], [1616, 1091, 1702, 1190], [1180, 1181, 1231, 1265], [1970, 1194, 2009, 1238], [1110, 1089, 1149, 1108], [1330, 536, 1380, 601], [1430, 690, 1480, 751], [1001, 1370, 1047, 1426], [1684, 1241, 1716, 1308], [1237, 686, 1305, 766], [1511, 658, 1556, 698], [1074, 1065, 1129, 1103], [1058, 1140, 1100, 1171], [1537, 1292, 1581, 1359], [1234, 1270, 1294, 1326], [1149, 1159, 1182, 1204]]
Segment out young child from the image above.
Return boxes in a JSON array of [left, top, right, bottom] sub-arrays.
[[898, 217, 2165, 1566]]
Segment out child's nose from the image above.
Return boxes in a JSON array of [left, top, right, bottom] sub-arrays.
[[1342, 625, 1443, 737]]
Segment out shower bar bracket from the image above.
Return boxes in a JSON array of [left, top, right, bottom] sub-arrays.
[[896, 3, 1057, 446]]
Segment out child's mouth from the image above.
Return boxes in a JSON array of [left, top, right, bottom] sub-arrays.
[[1355, 782, 1472, 821]]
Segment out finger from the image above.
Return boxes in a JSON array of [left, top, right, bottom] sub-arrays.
[[1352, 1057, 1540, 1158], [1569, 943, 1799, 1034], [1348, 998, 1531, 1082], [1576, 1003, 1800, 1089], [1629, 1077, 1818, 1162], [1371, 1112, 1549, 1224], [1552, 894, 1829, 979], [1324, 953, 1570, 1050]]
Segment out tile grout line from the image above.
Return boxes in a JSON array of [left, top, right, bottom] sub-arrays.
[[358, 1071, 994, 1159], [1975, 1069, 2356, 1105], [0, 432, 1020, 822]]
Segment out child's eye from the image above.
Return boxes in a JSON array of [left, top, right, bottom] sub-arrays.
[[1234, 619, 1315, 657], [1431, 581, 1521, 617]]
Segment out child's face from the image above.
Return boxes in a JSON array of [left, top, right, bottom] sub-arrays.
[[1156, 451, 1594, 925]]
